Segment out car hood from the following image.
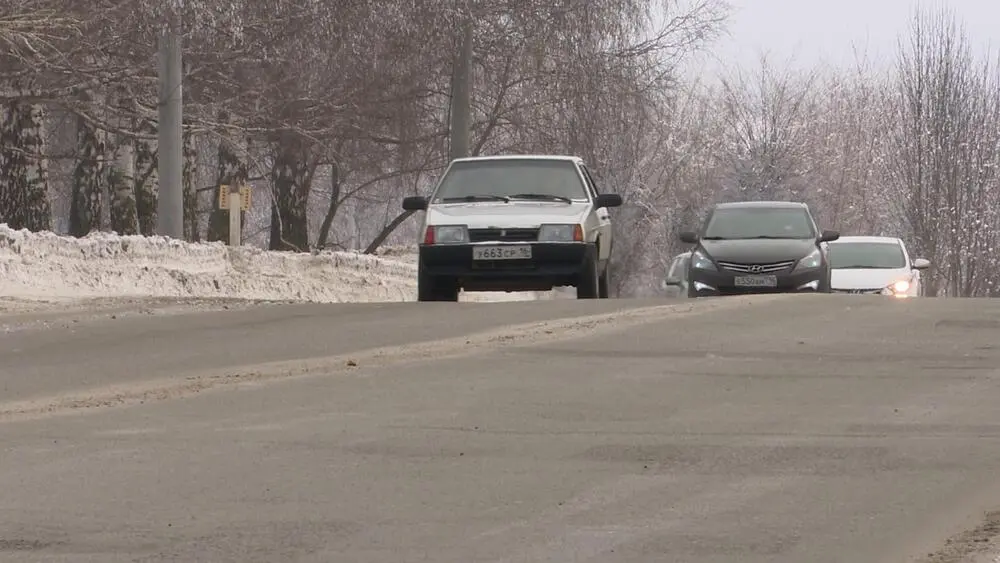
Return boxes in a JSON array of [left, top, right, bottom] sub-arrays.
[[831, 268, 911, 290], [699, 238, 817, 263], [427, 201, 589, 229]]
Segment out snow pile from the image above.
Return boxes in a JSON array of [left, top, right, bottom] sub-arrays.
[[0, 225, 571, 304], [0, 225, 420, 303]]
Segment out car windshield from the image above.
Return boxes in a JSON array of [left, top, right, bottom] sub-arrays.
[[702, 207, 816, 239], [431, 159, 588, 203], [828, 242, 907, 269]]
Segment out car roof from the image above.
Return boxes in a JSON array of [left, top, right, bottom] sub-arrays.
[[450, 154, 583, 164], [828, 235, 903, 245], [713, 200, 809, 210]]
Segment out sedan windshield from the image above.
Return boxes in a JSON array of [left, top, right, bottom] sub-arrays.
[[828, 242, 906, 269], [703, 207, 816, 239], [432, 159, 588, 203]]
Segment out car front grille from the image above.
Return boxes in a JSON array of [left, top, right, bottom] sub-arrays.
[[717, 260, 796, 274], [468, 228, 539, 243]]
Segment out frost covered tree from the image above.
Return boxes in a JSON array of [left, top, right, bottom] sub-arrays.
[[0, 7, 76, 231], [69, 99, 108, 236], [0, 101, 51, 231], [884, 5, 1000, 296], [715, 56, 817, 202]]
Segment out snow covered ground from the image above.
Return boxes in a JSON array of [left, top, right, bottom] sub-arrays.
[[0, 224, 564, 309]]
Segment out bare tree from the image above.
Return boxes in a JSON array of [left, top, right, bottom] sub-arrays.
[[884, 6, 993, 296]]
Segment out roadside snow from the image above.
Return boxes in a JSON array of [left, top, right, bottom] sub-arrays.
[[0, 224, 553, 305]]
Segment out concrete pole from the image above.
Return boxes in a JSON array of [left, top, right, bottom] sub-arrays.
[[448, 18, 473, 161], [156, 8, 184, 238]]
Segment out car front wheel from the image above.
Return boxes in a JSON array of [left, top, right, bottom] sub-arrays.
[[417, 269, 459, 302], [576, 253, 600, 299]]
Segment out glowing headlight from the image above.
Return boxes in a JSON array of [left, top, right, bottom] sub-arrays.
[[690, 249, 717, 271], [881, 278, 911, 297], [538, 224, 583, 242], [791, 248, 822, 273]]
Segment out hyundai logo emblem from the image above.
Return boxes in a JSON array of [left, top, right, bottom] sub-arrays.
[[748, 264, 763, 273]]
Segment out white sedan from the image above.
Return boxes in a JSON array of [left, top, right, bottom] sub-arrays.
[[826, 236, 930, 297]]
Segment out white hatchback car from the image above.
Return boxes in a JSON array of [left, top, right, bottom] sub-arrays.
[[401, 155, 623, 301], [826, 236, 930, 297]]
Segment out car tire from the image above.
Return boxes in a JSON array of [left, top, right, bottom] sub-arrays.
[[417, 269, 459, 302], [598, 266, 610, 298], [576, 253, 600, 299]]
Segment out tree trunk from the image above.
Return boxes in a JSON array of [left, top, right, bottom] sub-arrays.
[[0, 101, 52, 231], [134, 113, 159, 236], [315, 161, 341, 249], [182, 122, 199, 241], [364, 210, 415, 254], [107, 90, 139, 235], [107, 138, 138, 235], [69, 102, 108, 237], [268, 133, 313, 251]]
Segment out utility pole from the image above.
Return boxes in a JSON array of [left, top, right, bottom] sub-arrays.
[[156, 4, 184, 238], [448, 18, 473, 161]]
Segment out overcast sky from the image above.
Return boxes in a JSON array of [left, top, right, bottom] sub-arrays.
[[682, 0, 999, 78]]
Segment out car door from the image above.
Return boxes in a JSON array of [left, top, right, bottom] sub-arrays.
[[579, 164, 613, 261]]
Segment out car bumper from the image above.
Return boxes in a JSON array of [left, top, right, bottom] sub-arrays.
[[832, 287, 914, 298], [831, 288, 884, 295], [419, 242, 595, 291], [689, 267, 826, 296]]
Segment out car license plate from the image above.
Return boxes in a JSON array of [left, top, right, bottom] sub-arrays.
[[734, 275, 778, 288], [472, 245, 531, 260]]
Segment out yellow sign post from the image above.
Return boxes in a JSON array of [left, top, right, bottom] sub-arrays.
[[217, 184, 250, 246]]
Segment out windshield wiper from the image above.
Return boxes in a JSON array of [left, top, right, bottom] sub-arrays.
[[506, 193, 573, 204], [834, 265, 893, 269], [700, 236, 727, 240], [440, 194, 509, 203]]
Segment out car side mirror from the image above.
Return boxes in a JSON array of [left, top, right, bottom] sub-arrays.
[[594, 193, 622, 208], [819, 230, 840, 243], [679, 231, 698, 244], [664, 276, 681, 286], [402, 196, 427, 211], [912, 258, 931, 270]]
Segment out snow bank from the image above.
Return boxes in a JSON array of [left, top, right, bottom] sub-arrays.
[[0, 225, 570, 304], [0, 224, 423, 303]]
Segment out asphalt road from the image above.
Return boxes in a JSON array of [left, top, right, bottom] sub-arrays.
[[2, 294, 1000, 562]]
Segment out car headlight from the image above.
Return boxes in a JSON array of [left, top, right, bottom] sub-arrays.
[[791, 248, 822, 273], [882, 279, 911, 297], [424, 225, 467, 244], [690, 249, 716, 271], [538, 224, 583, 242]]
